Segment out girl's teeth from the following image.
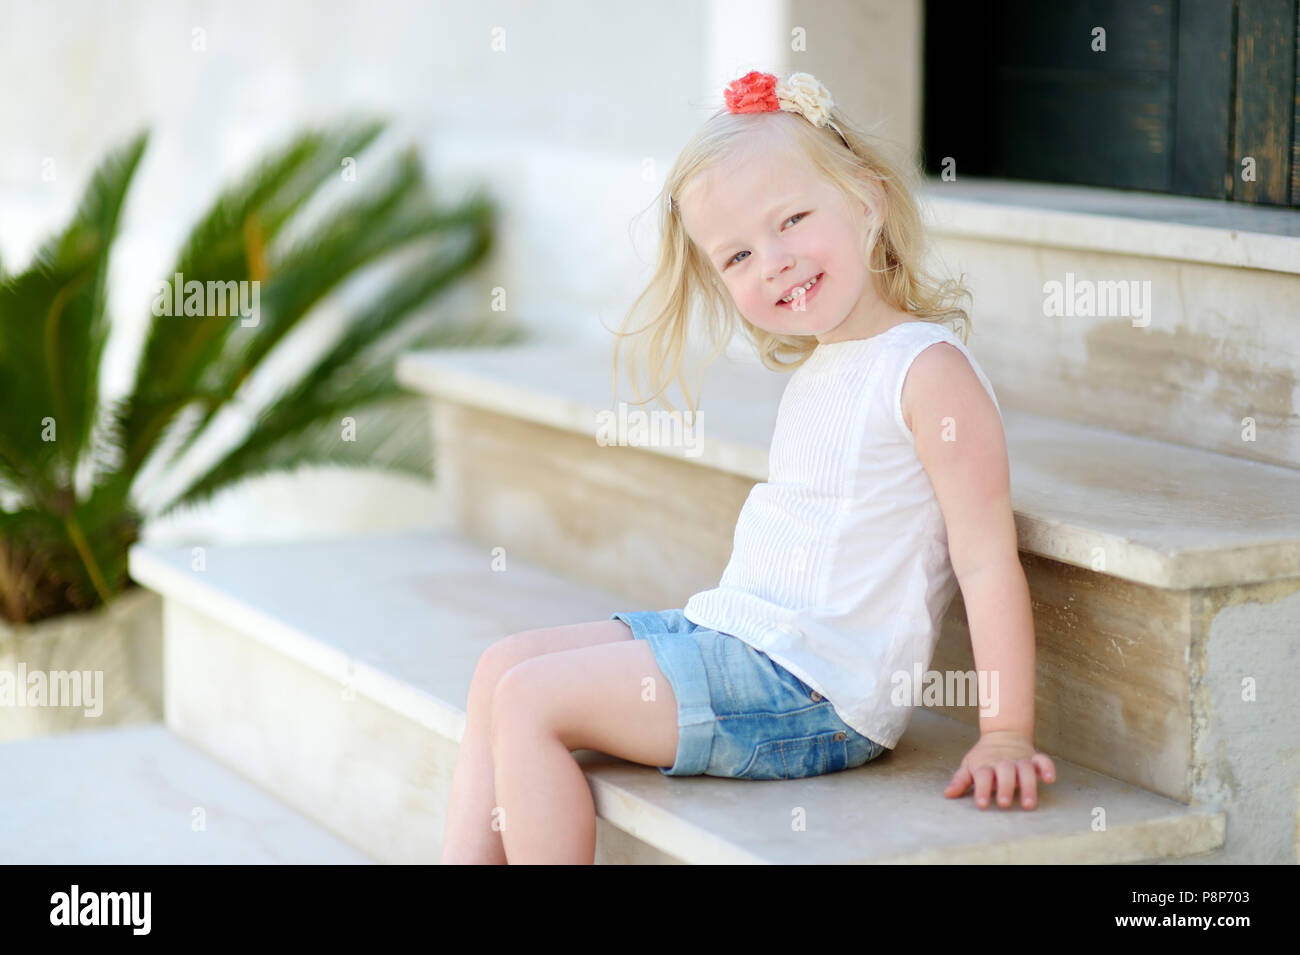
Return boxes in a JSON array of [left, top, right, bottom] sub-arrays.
[[781, 274, 820, 303]]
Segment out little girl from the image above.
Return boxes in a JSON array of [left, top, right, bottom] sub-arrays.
[[440, 70, 1056, 865]]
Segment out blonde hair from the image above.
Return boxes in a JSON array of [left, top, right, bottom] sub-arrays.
[[610, 90, 972, 418]]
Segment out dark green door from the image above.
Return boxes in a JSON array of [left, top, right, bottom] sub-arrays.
[[923, 0, 1300, 206]]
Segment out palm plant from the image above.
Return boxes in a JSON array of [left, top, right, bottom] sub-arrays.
[[0, 122, 525, 626]]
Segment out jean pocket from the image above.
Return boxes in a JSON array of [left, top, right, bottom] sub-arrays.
[[737, 731, 851, 780], [844, 733, 887, 770], [759, 656, 831, 712]]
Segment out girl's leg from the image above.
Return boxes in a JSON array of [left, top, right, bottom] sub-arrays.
[[490, 640, 680, 864], [438, 619, 636, 865]]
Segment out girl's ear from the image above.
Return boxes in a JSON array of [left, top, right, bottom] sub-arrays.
[[854, 173, 885, 229], [861, 199, 877, 228]]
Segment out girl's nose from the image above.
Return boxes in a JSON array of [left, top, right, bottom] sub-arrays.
[[764, 251, 796, 282]]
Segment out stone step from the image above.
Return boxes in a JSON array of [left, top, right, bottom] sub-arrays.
[[0, 722, 374, 863], [127, 531, 1229, 864], [396, 343, 1300, 591], [395, 344, 1300, 837], [920, 177, 1300, 470]]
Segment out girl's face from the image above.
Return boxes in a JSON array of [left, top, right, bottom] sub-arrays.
[[678, 139, 886, 344]]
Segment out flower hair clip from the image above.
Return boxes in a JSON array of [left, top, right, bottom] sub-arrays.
[[723, 70, 849, 146]]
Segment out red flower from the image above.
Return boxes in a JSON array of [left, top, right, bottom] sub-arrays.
[[724, 71, 779, 114]]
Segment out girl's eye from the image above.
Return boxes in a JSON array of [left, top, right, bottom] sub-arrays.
[[725, 212, 809, 267]]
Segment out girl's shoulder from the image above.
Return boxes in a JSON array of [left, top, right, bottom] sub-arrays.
[[874, 318, 965, 358], [894, 316, 964, 342], [896, 321, 1001, 434]]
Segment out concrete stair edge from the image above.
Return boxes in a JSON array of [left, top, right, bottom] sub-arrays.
[[0, 722, 375, 864], [396, 345, 1300, 591]]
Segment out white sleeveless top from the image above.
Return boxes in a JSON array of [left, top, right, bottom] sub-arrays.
[[682, 320, 1002, 748]]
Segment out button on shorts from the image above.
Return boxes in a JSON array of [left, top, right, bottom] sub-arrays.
[[610, 608, 888, 779]]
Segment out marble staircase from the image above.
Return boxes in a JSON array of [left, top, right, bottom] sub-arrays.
[[122, 530, 1224, 864]]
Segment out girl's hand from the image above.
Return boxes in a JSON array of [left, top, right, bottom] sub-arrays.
[[943, 730, 1056, 810]]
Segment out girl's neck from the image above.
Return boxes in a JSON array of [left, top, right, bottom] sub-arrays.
[[815, 308, 917, 346]]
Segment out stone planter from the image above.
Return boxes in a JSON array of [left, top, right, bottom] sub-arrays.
[[0, 584, 163, 742]]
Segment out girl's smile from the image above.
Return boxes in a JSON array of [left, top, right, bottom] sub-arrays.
[[776, 272, 824, 309]]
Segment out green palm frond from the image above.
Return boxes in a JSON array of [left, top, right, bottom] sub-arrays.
[[96, 121, 386, 512], [0, 131, 147, 512], [159, 145, 444, 471], [157, 314, 530, 521], [155, 227, 523, 518], [1, 121, 521, 625]]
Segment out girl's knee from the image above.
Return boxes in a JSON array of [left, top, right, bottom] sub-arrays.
[[469, 638, 520, 711], [488, 656, 561, 738]]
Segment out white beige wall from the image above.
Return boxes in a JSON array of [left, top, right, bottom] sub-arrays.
[[784, 0, 923, 168]]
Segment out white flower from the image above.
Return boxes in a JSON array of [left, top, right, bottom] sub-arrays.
[[777, 72, 835, 127]]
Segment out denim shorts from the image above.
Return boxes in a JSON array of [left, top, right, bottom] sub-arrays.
[[609, 608, 888, 779]]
